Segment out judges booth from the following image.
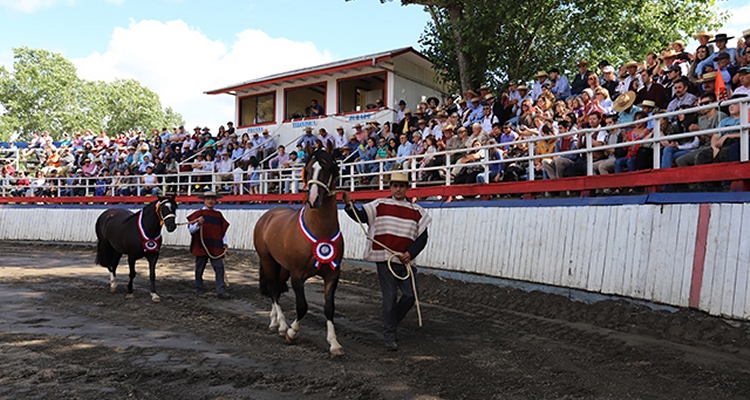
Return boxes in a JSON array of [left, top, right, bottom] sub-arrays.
[[205, 47, 447, 148]]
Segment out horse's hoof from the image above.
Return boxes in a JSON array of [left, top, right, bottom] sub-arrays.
[[110, 286, 117, 293], [285, 333, 298, 344], [330, 347, 345, 356], [278, 327, 287, 336], [151, 294, 161, 303], [125, 293, 134, 299], [269, 323, 280, 332]]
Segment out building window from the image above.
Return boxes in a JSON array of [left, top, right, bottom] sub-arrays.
[[285, 83, 326, 120], [239, 93, 275, 126], [337, 73, 386, 113]]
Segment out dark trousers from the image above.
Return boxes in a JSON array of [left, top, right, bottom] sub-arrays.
[[376, 261, 417, 343], [195, 256, 226, 295]]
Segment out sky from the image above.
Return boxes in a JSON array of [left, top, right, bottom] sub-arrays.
[[1, 0, 748, 132]]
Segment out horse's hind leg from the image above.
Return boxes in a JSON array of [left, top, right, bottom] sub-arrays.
[[259, 255, 289, 335], [324, 272, 344, 355], [285, 276, 308, 343], [108, 254, 122, 293]]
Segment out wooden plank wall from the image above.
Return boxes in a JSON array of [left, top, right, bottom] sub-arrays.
[[1, 203, 746, 320]]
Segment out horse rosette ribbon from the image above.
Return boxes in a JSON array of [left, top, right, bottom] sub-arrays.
[[298, 207, 341, 270], [138, 212, 162, 253]]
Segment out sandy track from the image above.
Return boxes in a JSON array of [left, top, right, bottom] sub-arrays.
[[1, 242, 750, 399]]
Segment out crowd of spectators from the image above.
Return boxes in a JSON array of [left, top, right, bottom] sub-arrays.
[[2, 29, 749, 197]]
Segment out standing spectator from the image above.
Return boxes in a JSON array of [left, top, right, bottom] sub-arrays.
[[571, 59, 593, 96]]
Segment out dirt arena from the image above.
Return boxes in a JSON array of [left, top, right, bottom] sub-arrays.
[[2, 242, 750, 399]]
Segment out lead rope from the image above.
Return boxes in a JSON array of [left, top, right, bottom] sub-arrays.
[[177, 218, 230, 287], [345, 198, 423, 327]]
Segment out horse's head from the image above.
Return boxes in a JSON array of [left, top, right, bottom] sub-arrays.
[[304, 149, 339, 209], [156, 196, 178, 232]]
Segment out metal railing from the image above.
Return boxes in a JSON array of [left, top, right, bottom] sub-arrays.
[[1, 97, 748, 199]]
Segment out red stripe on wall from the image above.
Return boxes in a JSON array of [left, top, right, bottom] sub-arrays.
[[689, 204, 712, 309], [375, 203, 421, 222]]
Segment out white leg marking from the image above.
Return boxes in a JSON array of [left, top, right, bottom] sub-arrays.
[[286, 319, 300, 341], [110, 272, 117, 293], [269, 302, 279, 331], [275, 303, 289, 336], [150, 292, 161, 303], [327, 320, 344, 355]]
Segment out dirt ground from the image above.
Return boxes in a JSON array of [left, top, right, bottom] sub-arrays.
[[2, 243, 750, 399]]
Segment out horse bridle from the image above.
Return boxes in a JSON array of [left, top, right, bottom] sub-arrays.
[[154, 199, 177, 227], [305, 160, 337, 197]]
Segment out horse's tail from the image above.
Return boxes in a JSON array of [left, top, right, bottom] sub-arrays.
[[95, 213, 117, 269], [258, 261, 288, 298]]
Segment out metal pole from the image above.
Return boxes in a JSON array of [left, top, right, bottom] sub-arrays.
[[653, 117, 662, 169], [741, 99, 749, 162], [527, 140, 535, 181], [586, 131, 593, 176]]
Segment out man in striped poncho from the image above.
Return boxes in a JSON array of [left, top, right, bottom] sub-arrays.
[[343, 172, 431, 351]]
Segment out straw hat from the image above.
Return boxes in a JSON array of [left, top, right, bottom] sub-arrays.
[[661, 49, 679, 58], [536, 70, 548, 77], [698, 71, 718, 83], [623, 60, 640, 68], [693, 30, 713, 39], [390, 172, 409, 184], [197, 191, 223, 199], [613, 91, 636, 112], [637, 99, 656, 109]]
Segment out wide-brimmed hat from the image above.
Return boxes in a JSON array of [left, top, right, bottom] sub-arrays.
[[693, 30, 713, 39], [661, 49, 679, 59], [536, 70, 548, 77], [698, 71, 718, 82], [304, 126, 313, 132], [743, 29, 750, 38], [353, 123, 363, 129], [197, 191, 223, 199], [517, 85, 528, 91], [390, 172, 409, 184], [709, 33, 734, 43], [623, 60, 640, 68], [613, 91, 636, 112], [637, 99, 656, 109]]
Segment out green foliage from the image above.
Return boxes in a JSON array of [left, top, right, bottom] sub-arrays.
[[0, 47, 183, 142], [398, 0, 728, 92]]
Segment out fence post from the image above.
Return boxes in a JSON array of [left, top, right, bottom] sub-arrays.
[[741, 99, 749, 163], [445, 151, 452, 186], [586, 131, 593, 176], [652, 117, 662, 169], [482, 148, 490, 184], [527, 140, 535, 181], [378, 160, 384, 191]]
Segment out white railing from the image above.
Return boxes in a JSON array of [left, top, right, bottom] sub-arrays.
[[1, 97, 748, 198]]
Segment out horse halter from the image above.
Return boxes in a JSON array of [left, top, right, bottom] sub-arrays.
[[304, 160, 336, 197], [154, 199, 176, 227]]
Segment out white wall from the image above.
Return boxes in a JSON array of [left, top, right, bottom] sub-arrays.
[[2, 203, 747, 320]]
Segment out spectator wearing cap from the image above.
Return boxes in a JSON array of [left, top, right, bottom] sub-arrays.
[[734, 67, 750, 96], [396, 110, 418, 138], [480, 102, 499, 134], [600, 66, 621, 99], [396, 100, 407, 123], [636, 69, 666, 109], [663, 64, 686, 100], [697, 33, 738, 77], [334, 126, 348, 149], [571, 59, 593, 96], [548, 68, 571, 101], [714, 52, 739, 90], [463, 89, 479, 111], [532, 70, 550, 101]]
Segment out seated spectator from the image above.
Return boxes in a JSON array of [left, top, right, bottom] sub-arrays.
[[11, 170, 31, 197], [542, 121, 579, 179], [615, 111, 651, 173], [675, 93, 727, 167], [661, 106, 699, 168], [356, 137, 379, 184], [453, 140, 484, 184], [376, 137, 395, 172], [216, 151, 234, 182], [476, 141, 503, 183], [498, 122, 519, 152], [140, 165, 159, 196], [549, 68, 571, 100], [95, 170, 111, 196], [418, 135, 438, 181], [281, 151, 302, 194], [232, 160, 246, 196], [667, 78, 697, 113]]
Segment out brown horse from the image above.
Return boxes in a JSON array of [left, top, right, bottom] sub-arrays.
[[254, 149, 344, 355]]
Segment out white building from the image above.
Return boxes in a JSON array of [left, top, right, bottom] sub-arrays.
[[205, 47, 447, 148]]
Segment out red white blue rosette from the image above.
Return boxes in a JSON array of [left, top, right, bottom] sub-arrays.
[[138, 212, 162, 253], [298, 206, 341, 270]]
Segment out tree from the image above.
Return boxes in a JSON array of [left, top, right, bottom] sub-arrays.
[[357, 0, 727, 93], [0, 47, 183, 141]]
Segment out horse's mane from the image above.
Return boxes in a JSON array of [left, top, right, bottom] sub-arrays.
[[309, 149, 339, 179]]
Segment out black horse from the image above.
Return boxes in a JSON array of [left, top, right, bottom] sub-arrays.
[[95, 197, 178, 302]]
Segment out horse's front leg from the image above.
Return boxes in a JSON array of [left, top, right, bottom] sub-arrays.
[[126, 255, 137, 299], [286, 277, 308, 343], [147, 253, 161, 303], [324, 273, 344, 355]]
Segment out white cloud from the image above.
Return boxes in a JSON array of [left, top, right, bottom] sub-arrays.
[[72, 19, 333, 130], [0, 0, 74, 13], [719, 3, 750, 40]]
